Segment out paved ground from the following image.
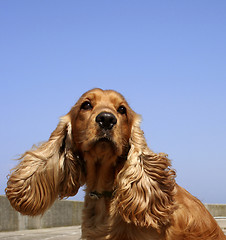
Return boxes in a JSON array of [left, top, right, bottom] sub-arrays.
[[0, 221, 225, 240], [0, 226, 81, 240]]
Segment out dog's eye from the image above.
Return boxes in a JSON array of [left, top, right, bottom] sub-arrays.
[[117, 105, 127, 115], [81, 101, 93, 110]]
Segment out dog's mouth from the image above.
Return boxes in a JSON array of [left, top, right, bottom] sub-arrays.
[[96, 129, 114, 143], [94, 135, 117, 150], [97, 137, 112, 143], [95, 136, 115, 146]]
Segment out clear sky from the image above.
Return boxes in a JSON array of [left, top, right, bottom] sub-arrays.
[[0, 1, 225, 203]]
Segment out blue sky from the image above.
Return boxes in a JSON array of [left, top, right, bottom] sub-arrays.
[[0, 1, 225, 203]]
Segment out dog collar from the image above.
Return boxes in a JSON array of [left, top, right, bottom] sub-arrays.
[[89, 190, 114, 200]]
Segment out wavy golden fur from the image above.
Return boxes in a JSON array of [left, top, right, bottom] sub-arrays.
[[6, 89, 225, 240]]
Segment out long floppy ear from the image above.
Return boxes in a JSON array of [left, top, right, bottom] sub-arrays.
[[113, 115, 177, 231], [5, 114, 84, 216]]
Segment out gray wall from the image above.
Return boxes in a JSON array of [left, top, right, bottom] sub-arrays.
[[205, 204, 226, 217], [1, 195, 226, 232], [0, 195, 83, 232]]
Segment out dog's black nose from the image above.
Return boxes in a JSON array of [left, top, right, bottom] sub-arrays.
[[96, 112, 117, 130]]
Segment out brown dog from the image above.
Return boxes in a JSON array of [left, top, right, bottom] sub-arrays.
[[6, 88, 225, 239]]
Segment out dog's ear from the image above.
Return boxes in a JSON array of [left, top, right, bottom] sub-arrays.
[[5, 114, 84, 216], [113, 115, 176, 230]]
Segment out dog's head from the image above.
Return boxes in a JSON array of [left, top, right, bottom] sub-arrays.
[[70, 88, 135, 159]]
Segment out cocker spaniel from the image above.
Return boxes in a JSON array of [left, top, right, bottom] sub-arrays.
[[6, 89, 225, 240]]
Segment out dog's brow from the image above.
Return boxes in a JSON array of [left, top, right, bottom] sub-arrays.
[[81, 93, 97, 102]]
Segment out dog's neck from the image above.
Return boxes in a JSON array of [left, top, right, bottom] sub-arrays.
[[80, 142, 128, 198], [83, 149, 118, 194], [80, 143, 128, 232]]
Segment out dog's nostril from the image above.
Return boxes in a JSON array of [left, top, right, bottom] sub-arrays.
[[96, 112, 117, 130]]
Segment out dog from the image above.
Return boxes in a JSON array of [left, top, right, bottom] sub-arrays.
[[6, 88, 226, 239]]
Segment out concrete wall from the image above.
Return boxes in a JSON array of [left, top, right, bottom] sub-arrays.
[[0, 195, 83, 232], [205, 204, 226, 217], [1, 195, 226, 232]]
